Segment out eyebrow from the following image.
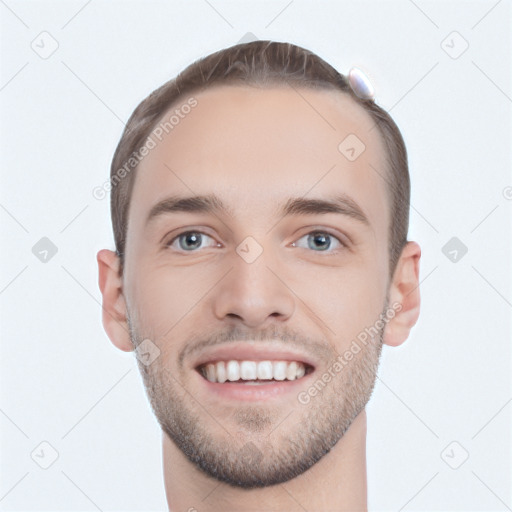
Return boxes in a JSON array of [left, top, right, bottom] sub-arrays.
[[145, 193, 370, 226]]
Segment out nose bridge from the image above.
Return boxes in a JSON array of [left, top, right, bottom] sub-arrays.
[[212, 235, 295, 327]]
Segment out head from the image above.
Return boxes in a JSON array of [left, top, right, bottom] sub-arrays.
[[98, 40, 420, 488]]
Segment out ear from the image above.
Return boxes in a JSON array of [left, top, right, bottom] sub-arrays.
[[97, 249, 134, 352], [383, 241, 421, 347]]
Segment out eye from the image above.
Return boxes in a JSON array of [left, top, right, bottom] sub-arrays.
[[291, 230, 346, 253], [165, 231, 220, 252], [164, 229, 346, 254]]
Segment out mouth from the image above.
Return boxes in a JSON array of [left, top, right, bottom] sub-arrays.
[[197, 360, 315, 384], [191, 344, 317, 401]]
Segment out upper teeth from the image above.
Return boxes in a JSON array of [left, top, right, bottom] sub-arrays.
[[200, 360, 307, 383]]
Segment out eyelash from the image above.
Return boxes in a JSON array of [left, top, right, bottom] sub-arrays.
[[164, 229, 347, 255]]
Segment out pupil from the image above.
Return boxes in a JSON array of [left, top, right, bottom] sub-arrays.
[[310, 233, 330, 251], [181, 233, 201, 250]]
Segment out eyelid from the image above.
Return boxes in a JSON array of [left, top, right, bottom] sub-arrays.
[[164, 229, 220, 251], [292, 229, 348, 253], [161, 224, 218, 244], [164, 227, 350, 255], [294, 223, 351, 243]]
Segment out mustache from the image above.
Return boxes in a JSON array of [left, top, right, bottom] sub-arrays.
[[177, 325, 337, 369]]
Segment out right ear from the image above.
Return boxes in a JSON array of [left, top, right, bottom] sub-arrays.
[[97, 249, 134, 352]]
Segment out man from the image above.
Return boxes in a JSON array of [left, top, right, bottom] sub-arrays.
[[97, 40, 421, 511]]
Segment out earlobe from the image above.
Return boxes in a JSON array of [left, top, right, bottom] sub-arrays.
[[97, 249, 134, 352], [383, 241, 421, 347]]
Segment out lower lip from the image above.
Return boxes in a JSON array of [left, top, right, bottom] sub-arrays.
[[195, 371, 314, 402]]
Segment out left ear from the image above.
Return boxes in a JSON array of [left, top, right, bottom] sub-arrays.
[[383, 241, 421, 347]]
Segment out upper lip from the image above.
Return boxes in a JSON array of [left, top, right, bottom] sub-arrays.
[[192, 343, 317, 370]]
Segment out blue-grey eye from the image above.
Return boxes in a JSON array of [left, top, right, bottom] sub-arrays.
[[179, 232, 202, 250], [167, 231, 216, 252], [293, 231, 343, 252], [308, 232, 331, 251]]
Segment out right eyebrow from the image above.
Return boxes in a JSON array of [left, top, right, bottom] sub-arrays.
[[145, 194, 233, 226]]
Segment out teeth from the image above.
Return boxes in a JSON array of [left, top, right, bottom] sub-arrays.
[[205, 364, 216, 382], [240, 361, 257, 380], [286, 361, 298, 381], [216, 361, 227, 383], [200, 360, 308, 383], [257, 361, 273, 380], [227, 360, 240, 381], [273, 361, 287, 381]]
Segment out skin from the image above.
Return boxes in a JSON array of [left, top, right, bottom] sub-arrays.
[[97, 85, 421, 511]]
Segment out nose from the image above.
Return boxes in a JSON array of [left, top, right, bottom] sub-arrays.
[[212, 246, 295, 329]]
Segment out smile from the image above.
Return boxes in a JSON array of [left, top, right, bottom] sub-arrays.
[[198, 360, 313, 384]]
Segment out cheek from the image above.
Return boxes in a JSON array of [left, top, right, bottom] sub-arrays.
[[292, 258, 387, 343], [126, 260, 214, 336]]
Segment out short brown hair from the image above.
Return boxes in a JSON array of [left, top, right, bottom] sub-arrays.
[[110, 40, 410, 278]]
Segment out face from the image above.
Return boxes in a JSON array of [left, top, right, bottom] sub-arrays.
[[122, 85, 391, 488]]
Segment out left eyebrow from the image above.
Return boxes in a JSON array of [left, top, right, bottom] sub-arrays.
[[145, 193, 370, 227], [279, 194, 370, 226]]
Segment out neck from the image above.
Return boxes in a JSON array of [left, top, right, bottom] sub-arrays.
[[162, 409, 368, 511]]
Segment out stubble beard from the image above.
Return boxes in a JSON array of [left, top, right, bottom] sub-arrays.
[[128, 314, 385, 489]]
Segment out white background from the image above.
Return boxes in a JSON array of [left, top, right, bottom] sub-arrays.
[[1, 1, 511, 510]]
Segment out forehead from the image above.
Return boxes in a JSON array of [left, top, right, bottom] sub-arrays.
[[129, 85, 389, 238]]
